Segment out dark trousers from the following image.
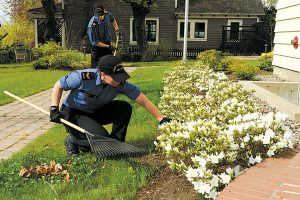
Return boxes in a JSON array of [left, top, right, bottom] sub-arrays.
[[91, 44, 113, 68], [60, 100, 132, 150]]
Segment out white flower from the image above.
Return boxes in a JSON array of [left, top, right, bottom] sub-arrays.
[[194, 181, 212, 194], [165, 143, 172, 152], [275, 112, 287, 122], [284, 131, 292, 140], [218, 152, 225, 159], [192, 155, 207, 167], [231, 143, 239, 150], [255, 156, 262, 163], [262, 135, 271, 144], [254, 135, 260, 141], [249, 156, 256, 165], [208, 189, 218, 200], [210, 175, 219, 187], [210, 154, 219, 164], [233, 165, 241, 176], [267, 149, 275, 157], [219, 172, 231, 184], [240, 142, 245, 148], [249, 156, 262, 165], [226, 167, 233, 175], [265, 129, 275, 138], [243, 135, 250, 143], [186, 168, 199, 179], [264, 112, 274, 127]]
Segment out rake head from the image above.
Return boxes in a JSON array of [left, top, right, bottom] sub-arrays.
[[87, 134, 148, 159]]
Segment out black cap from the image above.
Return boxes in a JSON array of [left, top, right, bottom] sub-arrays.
[[98, 55, 130, 83], [93, 2, 104, 17]]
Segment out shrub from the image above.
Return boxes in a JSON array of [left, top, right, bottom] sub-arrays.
[[0, 48, 15, 64], [32, 41, 64, 59], [156, 61, 293, 199], [32, 57, 49, 69], [220, 57, 237, 73], [197, 49, 225, 71], [258, 52, 273, 71], [32, 42, 90, 70], [228, 60, 259, 80]]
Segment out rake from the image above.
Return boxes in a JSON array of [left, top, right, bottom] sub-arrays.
[[4, 91, 148, 159], [113, 32, 119, 56]]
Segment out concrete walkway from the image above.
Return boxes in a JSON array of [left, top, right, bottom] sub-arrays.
[[0, 67, 138, 160]]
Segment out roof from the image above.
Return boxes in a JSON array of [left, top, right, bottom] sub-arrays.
[[176, 0, 264, 16], [28, 3, 63, 18]]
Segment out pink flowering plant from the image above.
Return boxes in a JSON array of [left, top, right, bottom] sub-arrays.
[[155, 61, 294, 199]]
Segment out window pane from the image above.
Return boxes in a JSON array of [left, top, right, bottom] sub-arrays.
[[146, 20, 157, 42], [230, 22, 239, 40], [132, 19, 136, 41], [180, 22, 190, 38], [194, 22, 205, 38]]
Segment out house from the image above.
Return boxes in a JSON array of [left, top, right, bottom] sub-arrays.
[[29, 0, 265, 56], [273, 0, 300, 81]]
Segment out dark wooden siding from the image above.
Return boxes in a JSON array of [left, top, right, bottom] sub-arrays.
[[104, 0, 176, 47], [64, 0, 89, 49], [65, 0, 260, 51]]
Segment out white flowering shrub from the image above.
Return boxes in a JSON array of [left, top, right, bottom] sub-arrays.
[[156, 61, 293, 199]]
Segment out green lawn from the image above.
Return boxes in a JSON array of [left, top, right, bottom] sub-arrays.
[[0, 63, 69, 105], [243, 59, 262, 68], [0, 62, 173, 200]]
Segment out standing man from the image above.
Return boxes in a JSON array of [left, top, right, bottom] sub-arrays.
[[87, 3, 120, 68], [50, 55, 171, 156]]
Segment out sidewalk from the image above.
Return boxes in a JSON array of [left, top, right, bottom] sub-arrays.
[[0, 89, 62, 160], [217, 148, 300, 200], [0, 67, 138, 160]]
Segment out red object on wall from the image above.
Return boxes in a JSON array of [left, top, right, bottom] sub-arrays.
[[292, 36, 298, 49]]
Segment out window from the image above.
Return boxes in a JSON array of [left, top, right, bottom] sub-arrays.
[[130, 17, 159, 45], [177, 19, 208, 41], [227, 19, 243, 40]]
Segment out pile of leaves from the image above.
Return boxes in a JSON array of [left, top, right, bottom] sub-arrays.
[[19, 160, 71, 183]]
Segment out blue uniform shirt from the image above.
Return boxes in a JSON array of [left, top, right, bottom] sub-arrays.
[[87, 13, 115, 46], [60, 69, 141, 113]]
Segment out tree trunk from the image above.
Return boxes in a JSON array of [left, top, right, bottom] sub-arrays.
[[41, 0, 57, 42], [131, 4, 149, 61]]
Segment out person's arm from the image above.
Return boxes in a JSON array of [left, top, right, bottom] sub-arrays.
[[95, 42, 110, 48], [51, 81, 63, 107], [87, 19, 111, 48], [135, 93, 164, 122], [112, 19, 119, 31]]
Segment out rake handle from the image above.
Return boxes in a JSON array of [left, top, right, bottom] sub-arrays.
[[3, 91, 94, 137], [113, 33, 119, 56]]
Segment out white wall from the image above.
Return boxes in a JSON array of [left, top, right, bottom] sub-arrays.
[[273, 0, 300, 73]]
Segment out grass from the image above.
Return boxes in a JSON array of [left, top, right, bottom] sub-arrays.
[[0, 63, 69, 105], [0, 62, 172, 200], [243, 59, 262, 68], [243, 59, 273, 76]]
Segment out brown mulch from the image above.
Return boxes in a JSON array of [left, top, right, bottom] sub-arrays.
[[135, 153, 199, 200]]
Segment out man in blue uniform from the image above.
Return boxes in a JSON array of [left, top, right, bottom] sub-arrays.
[[87, 3, 120, 68], [50, 55, 170, 156]]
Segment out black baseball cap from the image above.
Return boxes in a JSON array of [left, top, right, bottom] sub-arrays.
[[98, 55, 130, 83], [93, 2, 104, 17]]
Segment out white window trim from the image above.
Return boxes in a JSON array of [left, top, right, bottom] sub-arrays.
[[175, 0, 178, 8], [130, 17, 159, 45], [227, 19, 243, 30], [177, 19, 208, 41]]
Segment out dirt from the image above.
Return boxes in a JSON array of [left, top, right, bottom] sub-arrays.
[[135, 153, 199, 200]]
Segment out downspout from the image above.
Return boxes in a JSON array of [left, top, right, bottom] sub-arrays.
[[61, 0, 66, 47]]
